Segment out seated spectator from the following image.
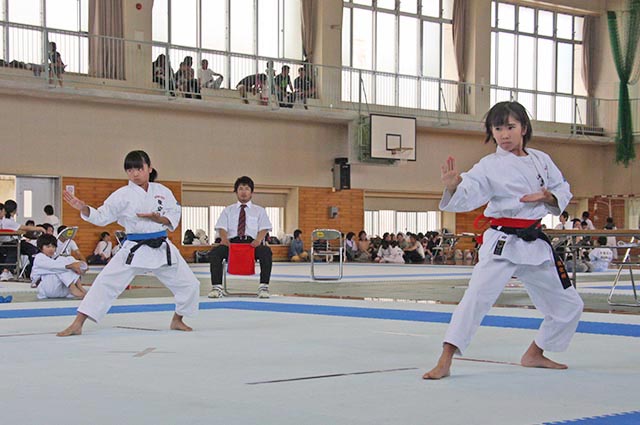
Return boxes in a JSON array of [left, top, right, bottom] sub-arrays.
[[0, 199, 44, 280], [41, 223, 55, 235], [374, 240, 405, 264], [152, 54, 176, 95], [289, 229, 309, 262], [32, 234, 87, 299], [198, 59, 224, 89], [403, 233, 425, 264], [588, 236, 613, 272], [293, 66, 316, 109], [193, 229, 209, 245], [274, 65, 294, 107], [353, 230, 371, 262], [47, 42, 65, 87], [344, 231, 356, 261], [175, 56, 201, 99], [56, 225, 86, 262], [87, 232, 113, 265], [396, 232, 408, 250], [236, 73, 267, 104]]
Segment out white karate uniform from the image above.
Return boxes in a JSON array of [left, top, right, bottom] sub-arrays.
[[588, 247, 613, 272], [76, 181, 200, 322], [379, 246, 405, 264], [440, 146, 584, 355], [32, 253, 80, 299]]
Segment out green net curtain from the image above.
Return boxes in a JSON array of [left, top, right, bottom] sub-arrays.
[[607, 0, 640, 166]]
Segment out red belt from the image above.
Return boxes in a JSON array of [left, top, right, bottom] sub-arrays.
[[489, 217, 541, 229]]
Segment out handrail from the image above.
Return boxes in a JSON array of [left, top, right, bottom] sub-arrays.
[[1, 20, 639, 136]]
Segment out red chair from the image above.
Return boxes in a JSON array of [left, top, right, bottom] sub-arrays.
[[223, 243, 256, 295]]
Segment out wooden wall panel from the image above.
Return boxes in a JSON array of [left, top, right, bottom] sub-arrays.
[[297, 187, 364, 246]]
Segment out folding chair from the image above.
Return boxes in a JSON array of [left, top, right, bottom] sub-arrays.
[[54, 227, 79, 259], [608, 237, 640, 307], [310, 229, 343, 281], [222, 243, 258, 296], [0, 230, 22, 280], [17, 230, 43, 280]]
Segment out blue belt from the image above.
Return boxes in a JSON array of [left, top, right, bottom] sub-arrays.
[[124, 231, 171, 266], [126, 231, 168, 241]]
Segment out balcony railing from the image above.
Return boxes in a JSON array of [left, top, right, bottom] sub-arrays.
[[0, 20, 637, 138]]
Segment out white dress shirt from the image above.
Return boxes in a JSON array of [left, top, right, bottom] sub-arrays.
[[215, 201, 272, 239]]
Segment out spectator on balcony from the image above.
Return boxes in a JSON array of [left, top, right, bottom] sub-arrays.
[[274, 65, 294, 107], [198, 59, 224, 89], [175, 56, 201, 99], [581, 211, 595, 229], [236, 73, 267, 104], [293, 66, 316, 109], [48, 42, 65, 87], [152, 54, 176, 95]]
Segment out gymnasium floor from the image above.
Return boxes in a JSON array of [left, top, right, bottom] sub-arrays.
[[1, 263, 639, 425]]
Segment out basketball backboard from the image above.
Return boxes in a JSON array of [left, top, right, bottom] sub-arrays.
[[370, 114, 416, 161]]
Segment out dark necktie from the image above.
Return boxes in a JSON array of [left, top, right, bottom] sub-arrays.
[[238, 204, 247, 238]]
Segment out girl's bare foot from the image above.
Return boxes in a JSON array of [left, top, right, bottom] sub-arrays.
[[56, 324, 83, 337], [422, 359, 452, 379], [170, 313, 193, 332], [56, 314, 88, 337], [423, 342, 457, 379], [521, 341, 567, 369]]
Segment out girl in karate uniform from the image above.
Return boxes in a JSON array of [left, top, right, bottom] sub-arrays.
[[423, 101, 584, 379], [57, 150, 200, 336]]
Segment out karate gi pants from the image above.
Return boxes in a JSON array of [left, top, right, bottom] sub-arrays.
[[78, 244, 200, 322], [444, 257, 584, 355], [37, 270, 80, 299]]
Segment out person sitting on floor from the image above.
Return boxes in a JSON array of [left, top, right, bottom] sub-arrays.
[[289, 229, 309, 262], [31, 234, 87, 299], [374, 240, 405, 264], [403, 233, 426, 264], [87, 232, 114, 265], [588, 236, 613, 272]]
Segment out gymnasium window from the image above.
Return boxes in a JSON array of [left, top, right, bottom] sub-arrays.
[[365, 210, 441, 237], [490, 1, 587, 124], [182, 206, 284, 244], [342, 0, 458, 109]]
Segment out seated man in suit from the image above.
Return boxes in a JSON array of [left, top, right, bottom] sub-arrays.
[[208, 176, 273, 298]]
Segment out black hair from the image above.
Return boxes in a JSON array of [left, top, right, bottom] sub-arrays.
[[580, 221, 588, 227], [484, 101, 533, 147], [100, 231, 110, 240], [57, 225, 67, 234], [37, 233, 58, 250], [358, 230, 367, 239], [561, 211, 569, 219], [0, 202, 4, 211], [4, 199, 17, 219], [581, 211, 590, 218], [381, 240, 389, 249], [346, 231, 355, 240], [597, 236, 608, 246], [124, 150, 157, 182], [44, 205, 54, 215], [25, 220, 35, 226], [282, 65, 290, 71], [234, 176, 255, 192], [604, 217, 615, 230], [41, 223, 53, 232], [294, 229, 302, 239]]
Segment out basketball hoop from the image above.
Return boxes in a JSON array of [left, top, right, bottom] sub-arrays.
[[388, 147, 414, 155]]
